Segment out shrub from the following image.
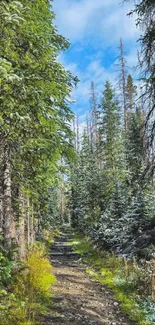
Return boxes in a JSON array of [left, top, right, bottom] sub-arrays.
[[0, 243, 56, 325], [25, 243, 56, 298]]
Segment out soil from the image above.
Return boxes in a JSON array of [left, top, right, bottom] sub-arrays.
[[43, 231, 134, 325]]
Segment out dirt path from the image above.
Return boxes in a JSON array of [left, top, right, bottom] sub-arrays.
[[43, 232, 134, 325]]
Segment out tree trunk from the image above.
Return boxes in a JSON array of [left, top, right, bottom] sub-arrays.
[[0, 198, 3, 232], [0, 148, 3, 232], [30, 203, 34, 245], [27, 196, 30, 247], [119, 39, 127, 134], [3, 145, 15, 248], [90, 81, 98, 150], [18, 190, 25, 260]]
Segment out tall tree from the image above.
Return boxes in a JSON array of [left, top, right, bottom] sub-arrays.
[[128, 0, 155, 176], [0, 0, 75, 251], [90, 82, 98, 150], [100, 81, 122, 172], [118, 39, 128, 133], [126, 74, 137, 111]]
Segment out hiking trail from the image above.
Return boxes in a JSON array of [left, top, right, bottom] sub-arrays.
[[43, 230, 134, 325]]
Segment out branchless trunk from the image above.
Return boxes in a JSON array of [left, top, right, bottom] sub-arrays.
[[90, 81, 98, 149], [26, 197, 34, 247], [27, 196, 30, 247], [19, 190, 26, 260], [3, 145, 15, 248], [30, 203, 34, 245], [119, 39, 127, 134], [76, 115, 80, 154], [0, 198, 3, 231], [0, 147, 3, 231]]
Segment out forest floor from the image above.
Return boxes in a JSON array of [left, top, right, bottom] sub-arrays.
[[43, 231, 135, 325]]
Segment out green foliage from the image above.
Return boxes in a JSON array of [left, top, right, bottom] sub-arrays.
[[0, 0, 76, 322], [24, 244, 56, 298], [0, 252, 15, 285], [70, 76, 153, 257], [0, 0, 76, 250], [0, 244, 56, 325], [71, 234, 154, 325], [129, 0, 155, 152]]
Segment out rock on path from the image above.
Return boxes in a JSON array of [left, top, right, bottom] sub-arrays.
[[43, 231, 134, 325]]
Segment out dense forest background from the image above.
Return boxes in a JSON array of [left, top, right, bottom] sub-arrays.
[[69, 2, 155, 259], [0, 0, 155, 325]]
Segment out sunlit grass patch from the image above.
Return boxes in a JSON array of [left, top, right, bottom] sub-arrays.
[[71, 233, 153, 325], [0, 243, 56, 325]]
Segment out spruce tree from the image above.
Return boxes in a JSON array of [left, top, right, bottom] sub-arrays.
[[0, 0, 75, 251]]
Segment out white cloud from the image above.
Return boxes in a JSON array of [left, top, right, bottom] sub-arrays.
[[53, 0, 140, 121], [63, 57, 118, 118], [125, 48, 139, 70], [62, 50, 139, 118], [53, 0, 139, 44]]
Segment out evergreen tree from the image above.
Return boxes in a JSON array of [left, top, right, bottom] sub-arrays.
[[100, 81, 123, 201], [127, 107, 146, 185], [128, 0, 155, 176], [0, 0, 75, 252], [126, 74, 137, 111]]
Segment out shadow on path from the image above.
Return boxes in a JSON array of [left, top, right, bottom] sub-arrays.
[[43, 232, 134, 325]]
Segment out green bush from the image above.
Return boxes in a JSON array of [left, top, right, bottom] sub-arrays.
[[0, 244, 56, 325]]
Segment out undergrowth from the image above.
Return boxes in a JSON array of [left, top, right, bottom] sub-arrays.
[[71, 234, 155, 325], [0, 231, 57, 325]]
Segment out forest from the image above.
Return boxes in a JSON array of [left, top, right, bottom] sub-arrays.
[[0, 0, 155, 325]]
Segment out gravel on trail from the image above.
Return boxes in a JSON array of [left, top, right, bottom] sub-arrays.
[[43, 231, 135, 325]]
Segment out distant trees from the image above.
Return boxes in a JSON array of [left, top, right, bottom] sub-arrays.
[[70, 31, 155, 257]]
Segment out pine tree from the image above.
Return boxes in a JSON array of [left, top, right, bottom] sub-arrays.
[[0, 0, 75, 252], [90, 82, 98, 150], [128, 0, 155, 177], [127, 107, 146, 185], [118, 39, 128, 134], [100, 81, 122, 173], [126, 74, 137, 111]]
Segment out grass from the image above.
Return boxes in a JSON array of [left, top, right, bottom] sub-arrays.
[[70, 234, 154, 325], [0, 230, 58, 325]]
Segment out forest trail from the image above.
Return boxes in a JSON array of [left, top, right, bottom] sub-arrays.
[[43, 231, 134, 325]]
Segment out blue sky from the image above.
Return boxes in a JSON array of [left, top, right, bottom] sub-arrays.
[[52, 0, 140, 124]]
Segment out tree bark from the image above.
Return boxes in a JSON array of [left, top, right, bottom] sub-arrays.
[[119, 39, 127, 134], [18, 190, 26, 260], [3, 145, 15, 248], [30, 203, 34, 245], [27, 196, 30, 247], [0, 198, 3, 232]]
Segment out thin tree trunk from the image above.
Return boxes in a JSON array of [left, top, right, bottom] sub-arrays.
[[73, 116, 76, 150], [90, 81, 98, 149], [119, 39, 127, 134], [3, 145, 15, 248], [27, 196, 30, 247], [30, 203, 34, 245], [0, 149, 3, 231], [59, 180, 65, 225], [76, 115, 80, 154], [19, 191, 25, 260], [0, 198, 3, 231], [37, 207, 42, 233]]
